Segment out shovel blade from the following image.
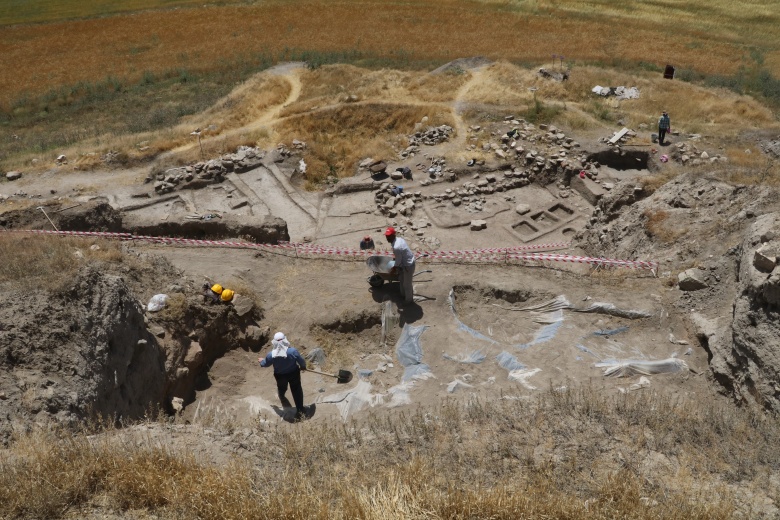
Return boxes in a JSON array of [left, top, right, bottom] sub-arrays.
[[337, 370, 353, 384]]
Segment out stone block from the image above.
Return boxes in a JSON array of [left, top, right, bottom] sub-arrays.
[[678, 269, 708, 291], [754, 246, 777, 273], [470, 219, 487, 231], [570, 174, 606, 205]]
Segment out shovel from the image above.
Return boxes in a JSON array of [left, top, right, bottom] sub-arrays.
[[306, 368, 353, 384]]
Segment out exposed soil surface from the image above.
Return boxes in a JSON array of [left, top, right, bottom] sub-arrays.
[[1, 61, 778, 432]]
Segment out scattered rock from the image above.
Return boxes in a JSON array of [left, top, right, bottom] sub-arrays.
[[5, 171, 22, 181], [369, 162, 388, 174], [754, 246, 777, 273], [231, 294, 255, 317], [678, 268, 708, 291], [229, 199, 249, 210], [470, 219, 487, 231]]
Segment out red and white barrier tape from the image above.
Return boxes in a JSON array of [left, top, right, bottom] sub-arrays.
[[2, 229, 658, 270]]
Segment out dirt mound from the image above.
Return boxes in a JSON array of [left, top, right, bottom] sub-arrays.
[[430, 56, 492, 74], [0, 266, 166, 444], [575, 175, 774, 263], [152, 293, 267, 406], [576, 174, 780, 410], [0, 250, 268, 444], [700, 213, 780, 412]]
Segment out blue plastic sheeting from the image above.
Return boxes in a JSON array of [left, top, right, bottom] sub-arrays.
[[395, 324, 432, 382], [448, 289, 499, 344], [395, 324, 430, 366], [456, 320, 498, 344], [593, 326, 629, 337], [443, 350, 487, 364], [513, 315, 563, 350], [358, 369, 374, 378], [403, 363, 433, 382], [496, 351, 527, 372], [572, 303, 652, 319], [576, 344, 600, 359]]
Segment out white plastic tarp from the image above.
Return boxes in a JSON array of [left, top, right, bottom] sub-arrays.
[[147, 294, 168, 312], [596, 358, 688, 377], [395, 324, 432, 382]]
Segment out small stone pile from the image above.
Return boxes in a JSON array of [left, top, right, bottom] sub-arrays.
[[358, 158, 388, 176], [671, 142, 728, 166], [383, 217, 433, 240], [466, 121, 584, 184], [407, 125, 454, 147], [153, 146, 266, 194], [425, 171, 532, 211], [374, 183, 423, 218]]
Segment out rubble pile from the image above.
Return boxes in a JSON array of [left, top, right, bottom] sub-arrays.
[[153, 146, 267, 194], [372, 167, 534, 218], [405, 125, 454, 149], [669, 141, 728, 166], [373, 183, 423, 218]]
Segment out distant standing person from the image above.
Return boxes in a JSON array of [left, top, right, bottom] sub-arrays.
[[658, 111, 671, 145], [259, 332, 308, 421], [384, 227, 416, 304], [359, 235, 375, 250]]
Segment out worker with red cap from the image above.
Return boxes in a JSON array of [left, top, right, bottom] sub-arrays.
[[384, 227, 416, 303]]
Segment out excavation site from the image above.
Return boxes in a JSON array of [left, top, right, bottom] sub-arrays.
[[2, 3, 780, 516]]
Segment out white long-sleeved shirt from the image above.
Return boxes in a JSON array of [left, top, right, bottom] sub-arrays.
[[392, 237, 415, 268]]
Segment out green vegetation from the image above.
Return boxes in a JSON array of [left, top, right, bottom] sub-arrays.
[[0, 0, 243, 26]]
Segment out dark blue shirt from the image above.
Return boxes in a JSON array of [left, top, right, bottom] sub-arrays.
[[259, 347, 307, 374]]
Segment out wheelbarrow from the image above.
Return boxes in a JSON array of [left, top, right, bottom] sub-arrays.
[[366, 255, 431, 288]]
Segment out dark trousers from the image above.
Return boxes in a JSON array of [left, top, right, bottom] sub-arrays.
[[658, 128, 667, 144], [274, 369, 304, 412]]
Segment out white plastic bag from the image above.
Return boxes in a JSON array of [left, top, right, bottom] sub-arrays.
[[147, 294, 169, 312]]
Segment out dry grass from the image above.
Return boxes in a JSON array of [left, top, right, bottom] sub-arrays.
[[2, 0, 776, 111], [0, 234, 123, 291], [157, 293, 188, 322], [643, 209, 687, 244], [4, 387, 777, 519], [276, 102, 454, 186], [640, 164, 684, 194]]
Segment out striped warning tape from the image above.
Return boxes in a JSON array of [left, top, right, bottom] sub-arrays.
[[2, 229, 658, 270]]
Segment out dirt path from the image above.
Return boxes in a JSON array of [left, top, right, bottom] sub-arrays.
[[159, 63, 305, 161]]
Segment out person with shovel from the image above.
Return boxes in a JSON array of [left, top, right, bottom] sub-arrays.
[[259, 332, 308, 421]]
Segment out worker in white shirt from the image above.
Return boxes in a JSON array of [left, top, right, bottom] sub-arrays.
[[384, 227, 416, 303]]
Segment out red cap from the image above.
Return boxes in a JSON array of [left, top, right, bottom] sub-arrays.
[[363, 235, 372, 240], [384, 227, 396, 236]]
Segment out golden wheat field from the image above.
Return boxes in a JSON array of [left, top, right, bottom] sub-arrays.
[[2, 0, 779, 109]]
